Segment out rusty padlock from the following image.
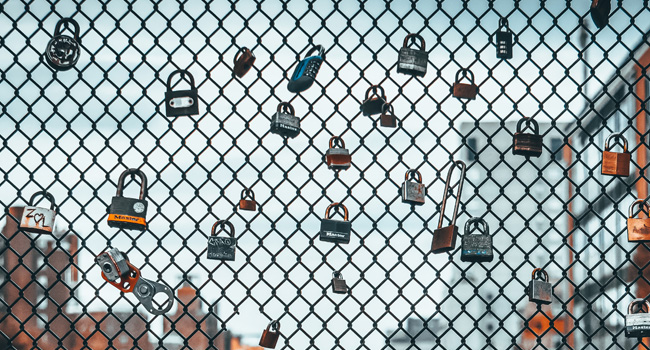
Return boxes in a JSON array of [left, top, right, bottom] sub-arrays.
[[20, 191, 57, 234], [239, 188, 257, 211], [452, 68, 478, 100], [325, 136, 351, 171], [527, 268, 552, 304], [512, 117, 543, 157], [380, 102, 397, 128], [233, 47, 255, 78], [259, 320, 281, 348], [401, 169, 425, 206], [628, 199, 650, 242], [361, 85, 387, 116], [432, 160, 466, 253], [601, 133, 630, 177], [331, 271, 348, 294]]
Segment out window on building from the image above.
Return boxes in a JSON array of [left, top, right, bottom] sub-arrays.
[[550, 138, 563, 161], [466, 137, 477, 161]]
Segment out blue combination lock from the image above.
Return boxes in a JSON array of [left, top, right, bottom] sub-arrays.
[[287, 44, 325, 93]]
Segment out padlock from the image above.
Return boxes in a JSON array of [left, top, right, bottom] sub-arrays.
[[270, 102, 300, 138], [319, 202, 352, 244], [380, 103, 397, 128], [432, 160, 466, 253], [590, 0, 611, 29], [397, 33, 427, 77], [45, 18, 81, 71], [512, 117, 543, 157], [601, 133, 630, 177], [165, 69, 199, 117], [239, 188, 257, 211], [627, 199, 650, 242], [331, 271, 348, 294], [107, 168, 148, 231], [401, 169, 426, 206], [207, 220, 236, 261], [452, 68, 478, 100], [233, 47, 256, 78], [361, 85, 387, 116], [20, 191, 57, 234], [626, 298, 650, 338], [259, 320, 281, 348], [460, 217, 493, 262], [495, 18, 513, 59], [287, 44, 325, 93], [325, 136, 352, 171], [527, 268, 552, 305]]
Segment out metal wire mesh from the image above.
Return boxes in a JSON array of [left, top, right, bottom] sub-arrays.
[[1, 0, 650, 349]]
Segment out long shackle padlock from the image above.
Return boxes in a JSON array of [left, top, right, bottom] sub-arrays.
[[401, 169, 426, 206], [45, 18, 81, 71], [325, 136, 351, 171], [601, 133, 631, 176], [319, 202, 352, 244], [108, 168, 149, 231], [20, 191, 57, 234], [165, 69, 199, 117], [397, 33, 427, 77], [431, 160, 466, 253], [207, 220, 237, 261], [361, 85, 387, 116], [460, 217, 493, 262], [513, 117, 543, 157], [452, 68, 478, 100], [628, 199, 650, 242]]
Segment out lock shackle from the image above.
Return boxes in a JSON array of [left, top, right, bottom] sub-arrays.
[[332, 270, 343, 279], [498, 18, 510, 30], [464, 217, 489, 236], [211, 220, 235, 238], [305, 44, 325, 58], [28, 190, 57, 211], [403, 33, 425, 51], [166, 69, 197, 92], [325, 202, 348, 221], [455, 68, 475, 84], [629, 199, 650, 218], [531, 268, 549, 282], [604, 133, 628, 153], [54, 18, 80, 40], [115, 168, 148, 199], [405, 169, 423, 183], [365, 85, 386, 100], [516, 117, 540, 135], [628, 298, 650, 315], [438, 160, 466, 228], [329, 136, 346, 149], [381, 102, 394, 115], [234, 47, 254, 64], [276, 102, 295, 115], [241, 188, 255, 201], [266, 320, 280, 332]]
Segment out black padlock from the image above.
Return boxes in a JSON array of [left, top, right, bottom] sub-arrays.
[[590, 0, 611, 29], [20, 191, 57, 234], [233, 47, 256, 78], [361, 85, 387, 116], [331, 271, 348, 294], [45, 18, 81, 71], [513, 117, 543, 157], [460, 217, 493, 262], [397, 33, 427, 77], [432, 160, 466, 254], [452, 68, 478, 100], [165, 69, 199, 117], [380, 103, 397, 128], [270, 102, 300, 138], [287, 44, 325, 93], [207, 220, 236, 261], [496, 18, 513, 59], [259, 320, 281, 348], [527, 268, 552, 305], [402, 169, 426, 206], [319, 202, 351, 244], [626, 299, 650, 338], [107, 168, 148, 231], [325, 136, 352, 171]]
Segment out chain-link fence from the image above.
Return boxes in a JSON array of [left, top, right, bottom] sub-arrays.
[[1, 1, 650, 349]]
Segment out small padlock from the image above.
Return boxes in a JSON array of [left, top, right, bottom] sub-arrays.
[[527, 268, 552, 305], [626, 298, 650, 338], [512, 117, 543, 157], [460, 217, 493, 262], [432, 160, 466, 253], [401, 169, 426, 206], [361, 85, 387, 116], [239, 188, 257, 211], [233, 47, 256, 78], [259, 320, 281, 348], [380, 103, 397, 128], [397, 33, 427, 77], [325, 136, 352, 171], [207, 220, 236, 261], [628, 199, 650, 242], [590, 0, 611, 29], [496, 18, 513, 59], [331, 271, 348, 294], [601, 133, 631, 177], [20, 191, 57, 234], [45, 18, 81, 71], [107, 168, 148, 231], [287, 44, 325, 93], [165, 69, 199, 117], [270, 102, 300, 138], [452, 68, 478, 100], [319, 202, 352, 244]]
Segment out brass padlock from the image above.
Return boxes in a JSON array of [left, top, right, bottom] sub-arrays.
[[165, 69, 199, 117], [628, 199, 650, 242], [325, 136, 351, 171], [361, 85, 387, 116], [239, 188, 257, 211], [432, 160, 466, 253], [460, 217, 493, 263], [590, 0, 611, 29], [20, 191, 57, 234], [401, 169, 425, 206], [452, 68, 478, 100], [259, 320, 281, 348], [626, 298, 650, 338], [270, 101, 300, 138], [397, 33, 427, 77], [601, 133, 630, 177], [380, 103, 397, 128], [107, 169, 148, 231], [207, 220, 236, 261], [319, 202, 352, 244], [45, 18, 81, 71], [233, 47, 256, 78], [331, 271, 348, 294], [512, 117, 543, 157], [495, 18, 513, 59], [527, 268, 552, 305]]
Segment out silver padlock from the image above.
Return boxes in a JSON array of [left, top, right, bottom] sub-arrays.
[[397, 33, 427, 77], [527, 268, 552, 305], [20, 191, 57, 234], [626, 298, 650, 338], [401, 169, 425, 206], [331, 271, 348, 294]]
